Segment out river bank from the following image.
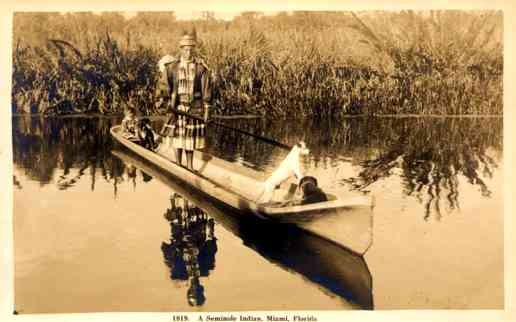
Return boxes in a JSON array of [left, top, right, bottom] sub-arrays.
[[12, 11, 502, 118]]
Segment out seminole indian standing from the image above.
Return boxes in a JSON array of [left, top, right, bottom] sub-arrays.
[[156, 28, 213, 171]]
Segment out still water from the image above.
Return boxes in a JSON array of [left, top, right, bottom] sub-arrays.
[[12, 115, 503, 312]]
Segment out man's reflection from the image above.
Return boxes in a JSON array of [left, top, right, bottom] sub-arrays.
[[161, 193, 217, 306]]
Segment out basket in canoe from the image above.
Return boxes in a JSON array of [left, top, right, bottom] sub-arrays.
[[110, 125, 374, 255]]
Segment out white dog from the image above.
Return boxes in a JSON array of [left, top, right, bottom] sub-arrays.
[[256, 141, 310, 204]]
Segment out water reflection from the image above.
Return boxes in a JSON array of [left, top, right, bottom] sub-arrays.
[[12, 115, 122, 188], [161, 193, 217, 306], [12, 116, 502, 220], [212, 117, 502, 219], [337, 118, 502, 220], [11, 116, 503, 311], [112, 149, 373, 309]]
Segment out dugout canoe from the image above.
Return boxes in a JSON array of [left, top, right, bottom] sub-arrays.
[[111, 148, 373, 308], [110, 125, 374, 255]]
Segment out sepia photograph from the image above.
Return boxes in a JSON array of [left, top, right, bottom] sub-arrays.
[[0, 1, 512, 321]]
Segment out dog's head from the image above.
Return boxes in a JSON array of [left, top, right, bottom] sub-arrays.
[[295, 141, 310, 155]]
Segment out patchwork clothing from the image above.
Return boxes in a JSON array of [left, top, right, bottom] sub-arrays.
[[157, 57, 212, 151]]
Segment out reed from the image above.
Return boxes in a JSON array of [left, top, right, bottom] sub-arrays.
[[13, 30, 161, 115], [12, 11, 503, 118]]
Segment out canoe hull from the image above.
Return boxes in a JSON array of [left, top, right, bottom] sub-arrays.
[[112, 148, 373, 308], [110, 125, 373, 255]]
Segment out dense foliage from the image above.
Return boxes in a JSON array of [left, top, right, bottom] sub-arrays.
[[12, 11, 503, 117]]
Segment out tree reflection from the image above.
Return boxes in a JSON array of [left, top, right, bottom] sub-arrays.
[[161, 193, 217, 306], [208, 117, 502, 220], [340, 118, 502, 220], [12, 116, 502, 220], [12, 116, 119, 186], [11, 116, 145, 194], [216, 117, 502, 219]]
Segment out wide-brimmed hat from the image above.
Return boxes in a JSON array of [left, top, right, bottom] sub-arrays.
[[179, 28, 197, 47]]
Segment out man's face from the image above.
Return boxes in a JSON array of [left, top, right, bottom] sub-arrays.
[[181, 45, 195, 60]]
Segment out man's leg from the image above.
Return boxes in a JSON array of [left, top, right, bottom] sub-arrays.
[[175, 148, 183, 166], [186, 150, 194, 170]]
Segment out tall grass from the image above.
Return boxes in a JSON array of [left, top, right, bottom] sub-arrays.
[[347, 10, 503, 115], [12, 11, 503, 117], [13, 31, 160, 115]]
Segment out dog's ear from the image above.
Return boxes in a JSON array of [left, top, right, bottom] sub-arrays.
[[297, 141, 309, 155]]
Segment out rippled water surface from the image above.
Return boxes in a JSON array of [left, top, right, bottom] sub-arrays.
[[12, 115, 503, 312]]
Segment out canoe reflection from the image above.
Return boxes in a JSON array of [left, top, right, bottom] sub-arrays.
[[161, 194, 217, 306], [112, 149, 373, 309]]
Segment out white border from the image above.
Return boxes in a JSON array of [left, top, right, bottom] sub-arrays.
[[1, 1, 514, 322]]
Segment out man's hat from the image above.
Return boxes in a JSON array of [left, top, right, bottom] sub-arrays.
[[179, 28, 197, 47]]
